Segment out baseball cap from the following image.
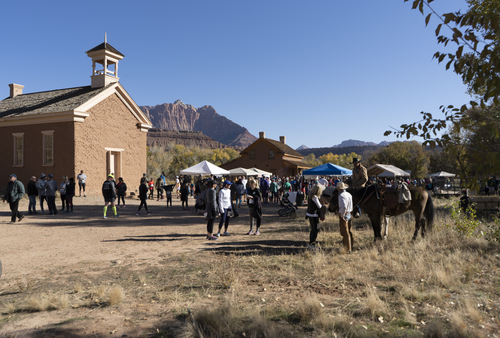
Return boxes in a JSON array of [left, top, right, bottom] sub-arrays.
[[108, 174, 114, 179], [9, 174, 17, 178]]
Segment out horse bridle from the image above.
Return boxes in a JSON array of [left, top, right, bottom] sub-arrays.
[[354, 185, 379, 210]]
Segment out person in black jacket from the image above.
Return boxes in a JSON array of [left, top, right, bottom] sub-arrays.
[[27, 176, 38, 215], [116, 177, 127, 207], [205, 180, 219, 240], [246, 179, 262, 235], [137, 177, 151, 215], [102, 174, 118, 219], [65, 178, 75, 212], [3, 174, 25, 223]]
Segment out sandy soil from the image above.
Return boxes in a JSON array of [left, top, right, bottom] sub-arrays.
[[0, 193, 306, 337]]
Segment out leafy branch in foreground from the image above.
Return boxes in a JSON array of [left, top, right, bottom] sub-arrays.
[[386, 0, 500, 185]]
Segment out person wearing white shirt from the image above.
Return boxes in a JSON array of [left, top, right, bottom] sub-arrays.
[[216, 180, 233, 237], [306, 183, 325, 250], [337, 182, 354, 253], [241, 176, 248, 202]]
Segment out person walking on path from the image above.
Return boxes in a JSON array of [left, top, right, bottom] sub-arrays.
[[59, 176, 68, 212], [137, 177, 152, 215], [180, 182, 189, 210], [2, 174, 25, 223], [235, 178, 245, 207], [306, 183, 326, 251], [216, 180, 233, 237], [205, 180, 219, 240], [45, 174, 58, 215], [116, 177, 127, 207], [102, 174, 118, 219], [155, 177, 163, 201], [270, 178, 279, 204], [36, 174, 47, 213], [65, 178, 75, 213], [148, 178, 155, 200], [27, 176, 38, 215], [337, 182, 354, 254], [77, 170, 87, 197], [246, 179, 262, 235]]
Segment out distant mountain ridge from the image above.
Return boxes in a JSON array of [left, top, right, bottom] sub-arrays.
[[297, 145, 382, 158], [296, 140, 391, 152], [333, 139, 390, 147], [139, 100, 257, 148]]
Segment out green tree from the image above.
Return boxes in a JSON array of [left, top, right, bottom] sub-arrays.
[[369, 141, 429, 178], [319, 152, 339, 164], [385, 0, 500, 186], [303, 153, 321, 167]]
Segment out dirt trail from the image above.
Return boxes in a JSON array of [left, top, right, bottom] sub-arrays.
[[0, 194, 303, 337]]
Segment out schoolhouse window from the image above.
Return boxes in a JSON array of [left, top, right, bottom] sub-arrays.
[[42, 130, 54, 166], [269, 150, 275, 159], [249, 150, 255, 159], [13, 133, 24, 167]]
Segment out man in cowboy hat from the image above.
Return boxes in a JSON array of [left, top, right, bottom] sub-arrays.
[[351, 158, 368, 188], [351, 157, 367, 218], [337, 181, 353, 254]]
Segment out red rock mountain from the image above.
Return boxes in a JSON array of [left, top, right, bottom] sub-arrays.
[[139, 100, 257, 148]]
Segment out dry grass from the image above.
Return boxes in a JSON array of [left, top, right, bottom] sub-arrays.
[[24, 293, 68, 312], [1, 196, 500, 337], [107, 285, 125, 305]]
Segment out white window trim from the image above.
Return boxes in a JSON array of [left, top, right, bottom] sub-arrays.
[[12, 133, 24, 167], [42, 130, 54, 166]]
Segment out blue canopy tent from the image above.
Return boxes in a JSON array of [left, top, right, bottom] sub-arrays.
[[302, 163, 352, 177]]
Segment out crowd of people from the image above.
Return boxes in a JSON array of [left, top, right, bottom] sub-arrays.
[[5, 156, 498, 253]]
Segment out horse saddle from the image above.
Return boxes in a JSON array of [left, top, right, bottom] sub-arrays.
[[381, 187, 411, 216], [383, 190, 399, 211]]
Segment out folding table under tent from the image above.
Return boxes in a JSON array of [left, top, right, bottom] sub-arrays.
[[367, 164, 410, 177], [428, 171, 456, 177], [179, 160, 230, 176], [302, 163, 352, 178]]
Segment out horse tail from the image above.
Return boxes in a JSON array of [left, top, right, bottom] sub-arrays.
[[424, 194, 435, 231]]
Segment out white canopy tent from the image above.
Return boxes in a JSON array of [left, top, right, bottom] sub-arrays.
[[428, 171, 456, 177], [367, 164, 410, 177], [179, 160, 230, 176], [228, 167, 258, 176], [250, 168, 273, 177]]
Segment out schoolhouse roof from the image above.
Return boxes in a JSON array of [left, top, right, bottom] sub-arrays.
[[0, 85, 112, 118]]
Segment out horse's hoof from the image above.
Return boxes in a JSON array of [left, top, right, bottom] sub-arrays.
[[382, 236, 388, 240]]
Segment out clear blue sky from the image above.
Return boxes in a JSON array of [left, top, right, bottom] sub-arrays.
[[1, 0, 471, 149]]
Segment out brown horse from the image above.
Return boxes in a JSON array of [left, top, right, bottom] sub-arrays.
[[326, 184, 435, 241]]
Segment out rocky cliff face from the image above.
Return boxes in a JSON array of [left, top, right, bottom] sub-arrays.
[[140, 100, 257, 148]]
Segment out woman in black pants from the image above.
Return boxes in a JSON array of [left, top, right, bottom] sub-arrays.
[[246, 179, 262, 235], [205, 181, 219, 240], [306, 184, 325, 251]]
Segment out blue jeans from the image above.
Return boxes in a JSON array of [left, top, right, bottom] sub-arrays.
[[29, 195, 37, 214], [218, 208, 231, 232]]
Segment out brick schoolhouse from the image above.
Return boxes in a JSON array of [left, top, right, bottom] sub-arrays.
[[0, 40, 152, 194], [221, 132, 311, 177]]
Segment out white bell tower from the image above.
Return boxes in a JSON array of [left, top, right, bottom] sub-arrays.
[[86, 34, 124, 88]]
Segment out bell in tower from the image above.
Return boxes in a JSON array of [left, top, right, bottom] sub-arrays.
[[86, 34, 124, 88]]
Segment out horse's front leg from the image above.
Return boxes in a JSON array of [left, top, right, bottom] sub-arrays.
[[370, 215, 383, 241]]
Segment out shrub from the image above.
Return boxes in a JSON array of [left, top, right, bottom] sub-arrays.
[[441, 201, 482, 238]]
